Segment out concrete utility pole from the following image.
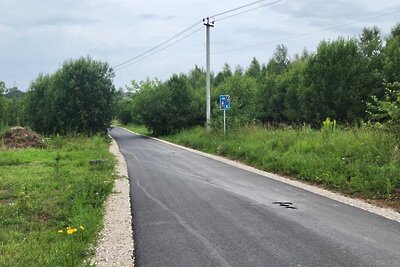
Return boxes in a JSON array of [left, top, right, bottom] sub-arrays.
[[203, 17, 214, 128]]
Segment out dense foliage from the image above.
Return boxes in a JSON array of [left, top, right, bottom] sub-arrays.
[[1, 57, 116, 136], [117, 22, 400, 136], [25, 57, 116, 135]]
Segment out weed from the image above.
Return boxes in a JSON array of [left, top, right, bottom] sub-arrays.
[[0, 134, 115, 266]]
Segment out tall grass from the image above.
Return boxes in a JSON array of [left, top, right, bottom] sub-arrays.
[[0, 134, 115, 266], [164, 125, 400, 201]]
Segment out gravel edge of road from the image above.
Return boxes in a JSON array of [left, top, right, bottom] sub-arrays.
[[121, 127, 400, 223], [91, 137, 135, 266]]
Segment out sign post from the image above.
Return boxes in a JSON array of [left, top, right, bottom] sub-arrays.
[[219, 95, 230, 136]]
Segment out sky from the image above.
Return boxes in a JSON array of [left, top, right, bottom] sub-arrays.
[[1, 0, 400, 91]]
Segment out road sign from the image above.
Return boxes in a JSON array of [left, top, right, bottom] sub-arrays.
[[220, 95, 230, 110], [220, 95, 231, 136]]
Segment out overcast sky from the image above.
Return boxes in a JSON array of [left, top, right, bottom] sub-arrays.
[[1, 0, 400, 91]]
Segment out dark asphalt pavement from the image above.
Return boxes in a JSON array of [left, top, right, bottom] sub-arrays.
[[109, 127, 400, 267]]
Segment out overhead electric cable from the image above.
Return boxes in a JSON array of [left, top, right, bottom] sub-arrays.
[[213, 8, 400, 56], [114, 0, 283, 71], [216, 0, 282, 22], [115, 26, 203, 71], [113, 20, 202, 69], [212, 0, 281, 18]]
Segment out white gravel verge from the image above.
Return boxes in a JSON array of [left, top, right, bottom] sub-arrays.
[[122, 127, 400, 224], [91, 137, 135, 266]]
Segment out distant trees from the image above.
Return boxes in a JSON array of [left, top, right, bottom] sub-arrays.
[[117, 22, 400, 135], [129, 75, 203, 135], [0, 81, 26, 126], [26, 57, 116, 135], [0, 81, 6, 125]]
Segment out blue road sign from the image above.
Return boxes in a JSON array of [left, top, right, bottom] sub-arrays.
[[220, 95, 230, 110]]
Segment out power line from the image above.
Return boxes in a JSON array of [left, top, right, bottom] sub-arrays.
[[113, 0, 283, 71], [113, 20, 202, 69], [151, 8, 399, 80], [216, 0, 282, 22], [115, 26, 203, 71], [212, 0, 281, 18], [213, 8, 400, 56]]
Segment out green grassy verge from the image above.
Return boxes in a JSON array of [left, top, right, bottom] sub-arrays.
[[161, 126, 400, 205], [0, 134, 115, 266]]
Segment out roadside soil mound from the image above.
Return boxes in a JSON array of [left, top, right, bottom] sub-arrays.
[[2, 127, 44, 149]]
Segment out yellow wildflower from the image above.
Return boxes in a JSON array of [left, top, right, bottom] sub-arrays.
[[67, 227, 77, 235], [80, 226, 85, 230]]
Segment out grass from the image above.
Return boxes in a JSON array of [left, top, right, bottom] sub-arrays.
[[159, 125, 400, 207], [0, 134, 115, 266]]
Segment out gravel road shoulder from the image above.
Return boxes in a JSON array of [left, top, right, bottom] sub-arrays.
[[91, 137, 135, 266]]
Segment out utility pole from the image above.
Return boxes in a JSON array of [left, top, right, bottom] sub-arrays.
[[203, 17, 214, 129]]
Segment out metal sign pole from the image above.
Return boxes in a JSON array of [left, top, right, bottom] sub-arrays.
[[223, 108, 226, 137]]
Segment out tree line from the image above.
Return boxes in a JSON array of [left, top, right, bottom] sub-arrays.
[[1, 23, 399, 137], [1, 57, 116, 135], [117, 23, 400, 136]]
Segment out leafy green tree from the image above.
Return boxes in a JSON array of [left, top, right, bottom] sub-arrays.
[[282, 59, 307, 123], [301, 38, 365, 124], [357, 26, 385, 100], [115, 94, 134, 125], [4, 86, 26, 126], [255, 73, 277, 123], [214, 75, 258, 125], [214, 63, 232, 87], [26, 57, 116, 135], [132, 75, 202, 135], [245, 57, 261, 78], [234, 65, 244, 76], [382, 23, 400, 83], [367, 82, 400, 141], [266, 44, 290, 75], [26, 74, 54, 132], [0, 81, 7, 125], [188, 65, 206, 90]]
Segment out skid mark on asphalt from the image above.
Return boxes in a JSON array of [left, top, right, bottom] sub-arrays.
[[135, 178, 232, 267]]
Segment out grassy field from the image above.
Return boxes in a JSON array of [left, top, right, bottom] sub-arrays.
[[121, 123, 400, 210], [0, 134, 115, 266]]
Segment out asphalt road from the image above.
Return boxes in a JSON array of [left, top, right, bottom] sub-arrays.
[[109, 127, 400, 267]]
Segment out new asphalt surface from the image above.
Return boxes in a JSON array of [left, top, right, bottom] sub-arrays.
[[109, 127, 400, 267]]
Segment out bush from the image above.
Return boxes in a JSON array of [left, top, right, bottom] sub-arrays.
[[367, 82, 400, 141], [26, 57, 116, 135]]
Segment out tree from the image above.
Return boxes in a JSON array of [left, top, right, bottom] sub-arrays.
[[282, 59, 307, 123], [5, 86, 27, 126], [357, 26, 385, 100], [245, 57, 261, 78], [26, 56, 116, 135], [382, 23, 400, 83], [188, 65, 206, 90], [214, 63, 232, 87], [214, 75, 258, 125], [367, 82, 400, 141], [266, 44, 290, 75], [26, 74, 54, 132], [0, 81, 7, 125], [132, 75, 202, 135], [301, 38, 365, 124]]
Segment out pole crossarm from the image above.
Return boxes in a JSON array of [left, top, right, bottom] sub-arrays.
[[203, 17, 215, 27]]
